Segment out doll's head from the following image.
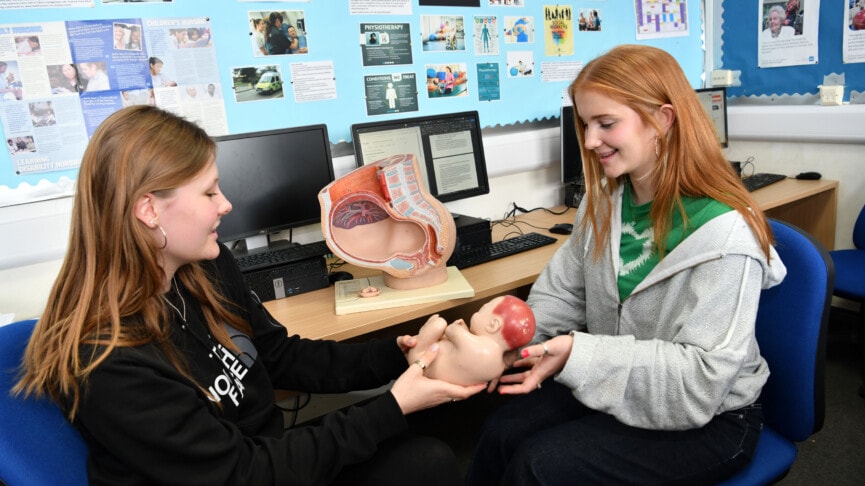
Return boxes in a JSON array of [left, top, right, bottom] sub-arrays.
[[471, 295, 536, 350]]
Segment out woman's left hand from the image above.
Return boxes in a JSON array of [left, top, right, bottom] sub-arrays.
[[497, 334, 574, 395]]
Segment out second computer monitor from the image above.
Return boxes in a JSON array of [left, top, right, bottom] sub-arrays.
[[214, 124, 334, 246], [695, 86, 729, 148], [350, 111, 490, 204], [560, 104, 583, 184]]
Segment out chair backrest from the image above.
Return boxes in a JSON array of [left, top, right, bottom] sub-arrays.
[[0, 319, 89, 485], [756, 220, 833, 441], [852, 203, 865, 250]]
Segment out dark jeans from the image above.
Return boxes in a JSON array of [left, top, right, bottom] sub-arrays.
[[467, 381, 762, 486], [333, 433, 462, 486]]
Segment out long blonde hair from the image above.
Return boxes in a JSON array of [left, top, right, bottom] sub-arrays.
[[15, 106, 250, 419], [570, 44, 773, 260]]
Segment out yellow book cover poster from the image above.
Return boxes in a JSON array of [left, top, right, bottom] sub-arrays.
[[544, 5, 573, 57]]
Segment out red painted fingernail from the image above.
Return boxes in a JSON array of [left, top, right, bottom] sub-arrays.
[[521, 349, 529, 358]]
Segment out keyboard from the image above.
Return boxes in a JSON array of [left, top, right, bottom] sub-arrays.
[[234, 240, 331, 273], [742, 173, 786, 192], [446, 232, 558, 269]]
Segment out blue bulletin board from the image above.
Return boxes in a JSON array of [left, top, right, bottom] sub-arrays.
[[0, 0, 705, 206], [720, 1, 865, 99]]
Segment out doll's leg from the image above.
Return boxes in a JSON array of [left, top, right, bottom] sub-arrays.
[[409, 315, 448, 364]]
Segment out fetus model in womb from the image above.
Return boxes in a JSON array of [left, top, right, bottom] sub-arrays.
[[318, 154, 457, 290]]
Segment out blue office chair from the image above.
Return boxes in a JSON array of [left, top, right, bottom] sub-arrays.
[[827, 203, 865, 395], [718, 219, 833, 485], [0, 319, 89, 485], [830, 203, 865, 309]]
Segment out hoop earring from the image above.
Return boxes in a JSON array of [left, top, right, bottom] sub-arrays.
[[654, 136, 661, 158], [157, 225, 168, 249]]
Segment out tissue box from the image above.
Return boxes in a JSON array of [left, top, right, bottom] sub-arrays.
[[820, 85, 844, 106]]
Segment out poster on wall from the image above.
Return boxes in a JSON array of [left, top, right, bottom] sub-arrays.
[[420, 15, 465, 52], [420, 0, 479, 6], [489, 0, 524, 6], [247, 11, 308, 57], [473, 16, 499, 55], [230, 65, 284, 103], [0, 17, 227, 206], [504, 16, 534, 44], [843, 0, 865, 63], [360, 23, 413, 66], [364, 73, 418, 115], [476, 62, 500, 101], [425, 63, 467, 98], [507, 51, 534, 77], [540, 61, 582, 84], [635, 0, 688, 40], [349, 0, 412, 16], [1, 21, 88, 179], [289, 60, 337, 103], [0, 0, 93, 9], [544, 5, 573, 56], [757, 0, 819, 68], [578, 9, 602, 32]]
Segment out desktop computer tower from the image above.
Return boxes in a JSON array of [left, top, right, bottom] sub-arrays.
[[241, 256, 328, 302], [453, 214, 492, 252], [564, 181, 584, 208]]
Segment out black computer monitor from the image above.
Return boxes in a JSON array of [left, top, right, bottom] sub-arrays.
[[695, 87, 729, 148], [350, 111, 490, 204], [213, 125, 334, 248], [560, 104, 583, 184]]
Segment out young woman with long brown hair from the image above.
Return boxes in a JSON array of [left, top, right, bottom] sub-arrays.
[[15, 105, 484, 485]]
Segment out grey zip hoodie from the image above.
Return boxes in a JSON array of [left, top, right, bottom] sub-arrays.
[[528, 185, 786, 431]]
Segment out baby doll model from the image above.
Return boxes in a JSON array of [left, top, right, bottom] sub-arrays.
[[410, 295, 536, 386]]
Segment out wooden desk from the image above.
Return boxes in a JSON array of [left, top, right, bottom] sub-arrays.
[[749, 178, 837, 251], [264, 179, 837, 341]]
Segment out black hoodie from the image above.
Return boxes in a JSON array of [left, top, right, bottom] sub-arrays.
[[73, 244, 409, 485]]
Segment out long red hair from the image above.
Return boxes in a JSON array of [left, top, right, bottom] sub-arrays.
[[569, 45, 773, 260]]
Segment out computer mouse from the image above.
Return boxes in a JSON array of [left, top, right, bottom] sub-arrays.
[[549, 223, 573, 235], [328, 271, 354, 285], [795, 171, 822, 180]]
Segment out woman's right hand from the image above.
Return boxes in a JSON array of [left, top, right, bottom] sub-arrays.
[[390, 343, 486, 414], [497, 333, 574, 395]]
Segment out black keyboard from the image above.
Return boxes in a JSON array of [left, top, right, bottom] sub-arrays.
[[447, 232, 558, 269], [234, 240, 331, 273], [742, 173, 786, 192]]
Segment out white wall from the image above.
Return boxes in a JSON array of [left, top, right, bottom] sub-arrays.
[[725, 105, 865, 251], [2, 116, 863, 321]]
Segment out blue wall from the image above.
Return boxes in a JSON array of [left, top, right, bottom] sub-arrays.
[[1, 0, 704, 200]]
